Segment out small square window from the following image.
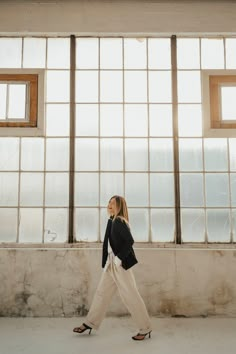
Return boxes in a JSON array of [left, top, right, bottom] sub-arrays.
[[0, 74, 37, 127], [0, 70, 45, 136], [209, 75, 236, 129], [202, 70, 236, 137]]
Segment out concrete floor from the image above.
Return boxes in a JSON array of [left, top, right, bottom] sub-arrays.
[[0, 317, 236, 354]]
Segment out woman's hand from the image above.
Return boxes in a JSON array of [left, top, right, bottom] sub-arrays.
[[114, 256, 122, 267]]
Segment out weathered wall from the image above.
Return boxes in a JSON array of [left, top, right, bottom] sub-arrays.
[[0, 0, 236, 35], [1, 247, 236, 317]]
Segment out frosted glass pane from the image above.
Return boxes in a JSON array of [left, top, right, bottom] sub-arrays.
[[178, 71, 201, 103], [23, 38, 46, 68], [100, 38, 122, 69], [230, 173, 236, 207], [76, 104, 98, 136], [151, 209, 175, 242], [8, 84, 26, 119], [205, 174, 229, 207], [46, 104, 70, 137], [233, 209, 236, 242], [46, 139, 69, 171], [148, 38, 171, 69], [21, 138, 44, 171], [226, 39, 236, 69], [0, 84, 7, 118], [76, 71, 98, 103], [19, 208, 43, 242], [180, 173, 204, 207], [150, 173, 174, 207], [100, 173, 123, 206], [46, 71, 70, 102], [221, 87, 236, 120], [179, 138, 203, 171], [20, 173, 44, 206], [229, 139, 236, 171], [47, 38, 70, 69], [75, 139, 98, 171], [150, 138, 174, 171], [45, 173, 69, 206], [75, 208, 99, 241], [125, 173, 148, 206], [178, 104, 202, 137], [100, 104, 123, 136], [125, 104, 148, 136], [128, 209, 149, 242], [181, 209, 205, 242], [149, 71, 172, 103], [44, 208, 68, 242], [204, 139, 228, 171], [0, 38, 22, 68], [125, 139, 148, 171], [201, 39, 224, 69], [100, 139, 123, 171], [100, 71, 123, 102], [0, 138, 19, 171], [76, 38, 98, 69], [177, 38, 200, 69], [206, 209, 230, 242], [124, 71, 147, 102], [124, 38, 147, 69], [149, 104, 173, 137], [0, 208, 17, 242], [0, 173, 18, 206], [74, 173, 98, 206]]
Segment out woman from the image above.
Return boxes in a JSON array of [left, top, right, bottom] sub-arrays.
[[73, 195, 152, 341]]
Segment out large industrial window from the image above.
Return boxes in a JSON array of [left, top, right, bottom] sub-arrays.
[[177, 38, 236, 243], [0, 36, 236, 244], [74, 38, 174, 242]]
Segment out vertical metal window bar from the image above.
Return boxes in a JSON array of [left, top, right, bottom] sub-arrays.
[[68, 35, 76, 243], [171, 35, 182, 244]]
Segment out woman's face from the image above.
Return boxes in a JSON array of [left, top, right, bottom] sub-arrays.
[[108, 198, 117, 216]]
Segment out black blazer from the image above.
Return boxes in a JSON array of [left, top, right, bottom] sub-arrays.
[[102, 217, 138, 270]]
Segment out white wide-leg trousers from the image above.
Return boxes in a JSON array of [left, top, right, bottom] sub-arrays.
[[85, 259, 152, 333]]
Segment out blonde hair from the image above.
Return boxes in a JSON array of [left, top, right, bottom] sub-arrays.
[[109, 195, 129, 224]]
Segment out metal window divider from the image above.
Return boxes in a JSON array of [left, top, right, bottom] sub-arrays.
[[68, 35, 76, 243], [171, 35, 182, 244]]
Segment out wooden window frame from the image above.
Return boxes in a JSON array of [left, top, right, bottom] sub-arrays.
[[0, 69, 45, 137], [209, 75, 236, 129], [202, 69, 236, 138], [0, 74, 38, 127]]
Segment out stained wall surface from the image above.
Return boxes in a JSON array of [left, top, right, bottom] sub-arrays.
[[0, 247, 236, 317]]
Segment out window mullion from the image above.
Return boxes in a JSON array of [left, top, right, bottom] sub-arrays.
[[68, 34, 76, 243], [171, 35, 182, 244]]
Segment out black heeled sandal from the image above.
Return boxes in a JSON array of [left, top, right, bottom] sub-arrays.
[[73, 323, 92, 335], [132, 330, 152, 341]]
